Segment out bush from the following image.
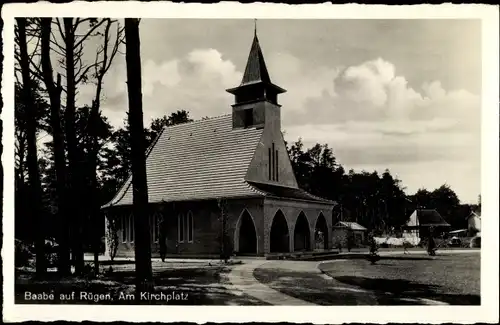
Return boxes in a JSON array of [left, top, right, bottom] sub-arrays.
[[470, 236, 481, 248], [15, 239, 33, 267], [106, 216, 120, 261], [44, 239, 59, 267]]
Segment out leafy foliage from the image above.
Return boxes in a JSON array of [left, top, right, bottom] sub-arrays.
[[103, 110, 193, 190], [105, 214, 120, 261], [286, 139, 472, 232]]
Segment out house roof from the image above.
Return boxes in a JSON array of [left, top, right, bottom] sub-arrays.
[[449, 229, 468, 235], [102, 115, 332, 208], [466, 211, 481, 220], [334, 221, 367, 231], [408, 209, 450, 227]]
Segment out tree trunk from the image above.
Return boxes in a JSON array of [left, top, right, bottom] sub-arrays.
[[40, 18, 71, 275], [89, 97, 101, 275], [18, 18, 46, 276], [63, 18, 84, 275], [124, 18, 154, 295]]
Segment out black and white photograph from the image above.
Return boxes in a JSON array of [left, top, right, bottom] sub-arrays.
[[2, 2, 499, 323]]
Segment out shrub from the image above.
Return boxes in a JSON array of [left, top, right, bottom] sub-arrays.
[[106, 215, 120, 261], [44, 239, 59, 268], [15, 239, 33, 267], [470, 236, 481, 248]]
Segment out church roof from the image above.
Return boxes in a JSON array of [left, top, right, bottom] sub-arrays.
[[103, 115, 265, 207], [248, 181, 333, 203], [102, 115, 333, 208]]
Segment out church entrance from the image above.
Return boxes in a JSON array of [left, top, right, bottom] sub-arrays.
[[294, 212, 311, 251], [270, 210, 290, 253], [315, 213, 329, 250], [238, 210, 257, 254]]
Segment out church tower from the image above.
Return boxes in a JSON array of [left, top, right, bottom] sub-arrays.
[[226, 26, 286, 130]]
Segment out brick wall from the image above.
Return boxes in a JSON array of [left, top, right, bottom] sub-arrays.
[[106, 198, 265, 257], [105, 196, 333, 257]]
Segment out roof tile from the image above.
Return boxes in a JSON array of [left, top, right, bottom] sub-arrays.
[[104, 115, 265, 206]]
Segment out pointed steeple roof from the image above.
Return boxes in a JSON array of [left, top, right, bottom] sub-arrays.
[[226, 27, 286, 99], [240, 33, 271, 86]]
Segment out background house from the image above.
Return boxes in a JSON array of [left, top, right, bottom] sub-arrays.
[[467, 211, 481, 237], [332, 221, 367, 248], [402, 208, 450, 239]]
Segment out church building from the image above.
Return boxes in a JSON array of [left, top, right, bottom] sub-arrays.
[[102, 31, 336, 257]]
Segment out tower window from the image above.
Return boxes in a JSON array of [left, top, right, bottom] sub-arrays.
[[268, 148, 272, 180], [275, 150, 279, 182], [272, 143, 275, 180], [244, 108, 253, 128]]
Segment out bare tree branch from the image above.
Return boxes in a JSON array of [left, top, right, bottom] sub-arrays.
[[28, 36, 41, 62], [48, 40, 66, 57], [73, 19, 106, 49], [27, 55, 44, 81], [50, 30, 67, 53], [54, 18, 66, 42], [75, 65, 94, 85]]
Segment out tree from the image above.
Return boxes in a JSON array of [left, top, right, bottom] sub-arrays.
[[39, 18, 71, 275], [413, 188, 433, 209], [431, 184, 460, 220], [286, 138, 415, 233], [17, 18, 46, 276], [14, 82, 49, 188], [217, 198, 231, 263], [106, 110, 193, 189], [105, 214, 119, 261], [41, 18, 112, 275], [86, 18, 124, 276], [124, 17, 154, 294]]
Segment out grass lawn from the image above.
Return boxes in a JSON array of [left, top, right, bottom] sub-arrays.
[[15, 260, 267, 305], [254, 253, 480, 305]]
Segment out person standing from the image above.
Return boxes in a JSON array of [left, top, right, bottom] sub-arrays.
[[427, 227, 436, 256]]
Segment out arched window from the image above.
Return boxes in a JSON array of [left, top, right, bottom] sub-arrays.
[[150, 213, 160, 243], [129, 214, 134, 243], [178, 213, 185, 243], [121, 215, 127, 243], [187, 211, 194, 243], [177, 212, 194, 243]]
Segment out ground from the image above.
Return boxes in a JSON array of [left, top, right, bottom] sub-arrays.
[[254, 253, 480, 305], [15, 260, 267, 305], [15, 251, 480, 305]]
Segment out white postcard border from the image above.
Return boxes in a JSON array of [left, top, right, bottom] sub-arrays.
[[2, 2, 499, 323]]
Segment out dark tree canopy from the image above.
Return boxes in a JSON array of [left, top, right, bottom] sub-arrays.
[[286, 139, 471, 233]]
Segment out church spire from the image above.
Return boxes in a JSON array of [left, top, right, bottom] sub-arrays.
[[240, 30, 271, 86], [226, 21, 286, 106]]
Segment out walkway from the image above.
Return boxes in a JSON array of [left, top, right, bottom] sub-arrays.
[[226, 260, 317, 305], [227, 249, 480, 305]]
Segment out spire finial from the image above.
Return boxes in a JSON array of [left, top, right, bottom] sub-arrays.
[[254, 18, 257, 36]]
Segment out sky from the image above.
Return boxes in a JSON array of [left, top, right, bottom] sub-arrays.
[[76, 19, 481, 204]]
